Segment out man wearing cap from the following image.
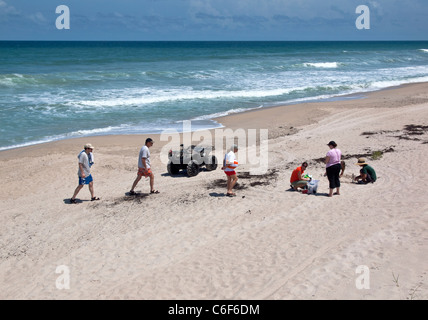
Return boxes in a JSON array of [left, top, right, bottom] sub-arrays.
[[354, 158, 377, 184], [70, 143, 100, 203], [221, 145, 239, 197], [129, 138, 159, 195]]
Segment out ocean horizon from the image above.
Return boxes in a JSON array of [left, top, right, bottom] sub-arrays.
[[1, 41, 428, 151]]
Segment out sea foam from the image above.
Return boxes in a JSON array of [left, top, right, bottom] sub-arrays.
[[303, 62, 340, 68]]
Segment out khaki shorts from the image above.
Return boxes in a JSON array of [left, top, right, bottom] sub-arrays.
[[291, 180, 308, 187]]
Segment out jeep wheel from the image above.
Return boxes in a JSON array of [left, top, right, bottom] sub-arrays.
[[187, 160, 200, 177], [205, 155, 218, 171], [167, 161, 180, 175]]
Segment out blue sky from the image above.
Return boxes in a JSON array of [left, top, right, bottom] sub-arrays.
[[0, 0, 427, 40]]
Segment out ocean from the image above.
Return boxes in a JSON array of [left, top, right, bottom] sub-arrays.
[[1, 41, 428, 151]]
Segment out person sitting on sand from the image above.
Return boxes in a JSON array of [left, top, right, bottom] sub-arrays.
[[290, 162, 311, 191], [354, 158, 377, 184], [70, 143, 100, 203], [221, 145, 239, 197], [129, 138, 160, 195]]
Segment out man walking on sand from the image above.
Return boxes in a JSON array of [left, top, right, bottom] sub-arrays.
[[129, 138, 160, 195], [222, 145, 239, 197], [70, 143, 100, 203]]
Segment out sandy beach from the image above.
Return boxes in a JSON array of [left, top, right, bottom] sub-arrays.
[[1, 82, 428, 300]]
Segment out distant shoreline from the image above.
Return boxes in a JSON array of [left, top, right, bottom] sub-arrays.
[[1, 81, 428, 160], [2, 40, 427, 152], [1, 81, 427, 154]]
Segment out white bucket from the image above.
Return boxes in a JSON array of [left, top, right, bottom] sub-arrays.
[[307, 179, 319, 194]]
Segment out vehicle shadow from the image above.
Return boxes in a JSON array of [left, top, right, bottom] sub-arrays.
[[161, 168, 210, 178]]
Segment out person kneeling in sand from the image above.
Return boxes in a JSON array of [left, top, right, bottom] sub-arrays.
[[221, 145, 239, 197], [70, 143, 100, 203], [290, 162, 311, 192], [354, 158, 377, 184], [129, 138, 160, 195]]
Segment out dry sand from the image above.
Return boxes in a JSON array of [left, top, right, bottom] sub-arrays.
[[1, 83, 428, 300]]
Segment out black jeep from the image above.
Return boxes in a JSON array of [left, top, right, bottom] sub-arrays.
[[167, 144, 218, 177]]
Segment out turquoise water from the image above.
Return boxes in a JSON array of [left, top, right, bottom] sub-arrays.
[[1, 41, 428, 150]]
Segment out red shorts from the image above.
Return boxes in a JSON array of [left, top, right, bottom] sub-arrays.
[[138, 168, 152, 177], [225, 170, 236, 176]]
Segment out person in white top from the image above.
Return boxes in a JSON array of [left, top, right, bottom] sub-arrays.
[[129, 138, 159, 195], [221, 145, 239, 197], [70, 143, 100, 203], [324, 140, 342, 197]]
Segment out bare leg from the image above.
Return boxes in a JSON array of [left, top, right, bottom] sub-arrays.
[[89, 181, 95, 198], [227, 176, 232, 194], [295, 182, 307, 191], [130, 175, 142, 192], [71, 184, 83, 200], [149, 172, 155, 192], [230, 175, 238, 194]]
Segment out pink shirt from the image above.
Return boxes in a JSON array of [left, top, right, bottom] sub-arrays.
[[326, 148, 342, 168]]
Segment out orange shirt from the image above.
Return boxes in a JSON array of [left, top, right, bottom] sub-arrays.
[[290, 166, 305, 183]]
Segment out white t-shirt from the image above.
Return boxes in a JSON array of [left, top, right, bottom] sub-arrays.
[[138, 145, 151, 169], [224, 151, 236, 172], [78, 152, 91, 177]]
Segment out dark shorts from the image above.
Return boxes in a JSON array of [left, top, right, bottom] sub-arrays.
[[79, 174, 93, 185], [225, 171, 236, 176], [326, 163, 341, 189]]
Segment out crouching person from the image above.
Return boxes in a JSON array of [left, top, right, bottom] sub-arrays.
[[290, 162, 311, 191], [354, 158, 377, 184]]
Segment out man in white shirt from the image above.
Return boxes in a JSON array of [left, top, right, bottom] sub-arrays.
[[129, 138, 159, 195], [70, 143, 100, 203], [222, 145, 239, 197]]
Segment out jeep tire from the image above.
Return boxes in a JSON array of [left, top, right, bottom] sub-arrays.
[[187, 160, 200, 177], [167, 161, 180, 175], [205, 155, 218, 171]]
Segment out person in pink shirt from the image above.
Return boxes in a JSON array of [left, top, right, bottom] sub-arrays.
[[325, 141, 342, 197]]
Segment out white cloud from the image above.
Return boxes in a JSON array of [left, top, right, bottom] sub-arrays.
[[1, 0, 427, 40], [0, 0, 18, 14], [29, 12, 47, 25]]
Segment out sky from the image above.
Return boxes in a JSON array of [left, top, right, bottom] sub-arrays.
[[0, 0, 427, 41]]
